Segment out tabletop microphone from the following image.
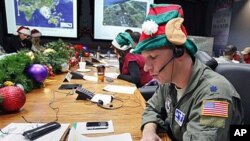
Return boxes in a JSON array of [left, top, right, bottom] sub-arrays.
[[159, 56, 175, 73]]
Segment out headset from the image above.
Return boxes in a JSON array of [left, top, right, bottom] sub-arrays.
[[173, 46, 185, 58], [97, 97, 123, 110], [159, 46, 185, 72]]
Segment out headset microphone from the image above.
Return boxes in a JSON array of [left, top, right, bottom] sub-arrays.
[[159, 56, 175, 73]]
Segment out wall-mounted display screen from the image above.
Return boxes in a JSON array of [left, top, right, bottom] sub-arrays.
[[4, 0, 78, 38], [94, 0, 154, 40]]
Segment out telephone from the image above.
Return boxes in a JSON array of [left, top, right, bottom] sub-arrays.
[[70, 71, 84, 79], [75, 87, 94, 100]]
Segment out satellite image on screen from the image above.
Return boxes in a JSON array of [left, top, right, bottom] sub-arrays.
[[103, 0, 147, 28], [15, 0, 74, 28]]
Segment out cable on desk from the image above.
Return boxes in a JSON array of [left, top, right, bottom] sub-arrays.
[[48, 102, 59, 122], [113, 95, 141, 108], [96, 96, 124, 110]]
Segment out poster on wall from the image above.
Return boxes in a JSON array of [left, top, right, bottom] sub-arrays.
[[4, 0, 78, 38], [211, 8, 232, 47], [211, 0, 232, 56], [94, 0, 154, 40]]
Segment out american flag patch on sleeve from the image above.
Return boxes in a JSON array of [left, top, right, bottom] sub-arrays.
[[201, 100, 228, 117]]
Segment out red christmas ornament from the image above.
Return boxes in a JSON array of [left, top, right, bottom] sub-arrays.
[[0, 86, 26, 112], [44, 65, 55, 77], [84, 52, 90, 57], [75, 51, 79, 58]]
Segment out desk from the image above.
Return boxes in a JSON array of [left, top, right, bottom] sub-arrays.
[[0, 65, 170, 141]]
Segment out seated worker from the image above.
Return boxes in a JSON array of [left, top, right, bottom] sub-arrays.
[[241, 47, 250, 64], [31, 29, 45, 52], [215, 44, 240, 63], [6, 26, 32, 53], [132, 4, 243, 141], [111, 32, 152, 87]]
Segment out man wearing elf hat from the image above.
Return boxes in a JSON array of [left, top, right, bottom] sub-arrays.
[[111, 32, 152, 87], [134, 4, 243, 141], [6, 26, 32, 53]]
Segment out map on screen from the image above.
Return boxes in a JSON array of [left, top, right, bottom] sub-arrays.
[[4, 0, 78, 38], [94, 0, 154, 40]]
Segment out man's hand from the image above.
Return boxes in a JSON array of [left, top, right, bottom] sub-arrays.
[[140, 123, 162, 141]]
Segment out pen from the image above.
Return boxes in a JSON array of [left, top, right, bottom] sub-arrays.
[[63, 128, 71, 141]]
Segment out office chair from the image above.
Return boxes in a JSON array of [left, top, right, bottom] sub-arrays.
[[196, 50, 250, 123], [195, 50, 218, 70], [215, 63, 250, 124]]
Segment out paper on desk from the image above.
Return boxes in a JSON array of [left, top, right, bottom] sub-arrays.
[[0, 123, 70, 141], [103, 85, 136, 94], [105, 72, 119, 79], [83, 75, 97, 82], [90, 94, 113, 105], [74, 120, 114, 134], [68, 128, 132, 141]]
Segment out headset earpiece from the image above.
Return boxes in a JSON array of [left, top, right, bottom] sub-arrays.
[[96, 98, 123, 110], [173, 46, 184, 58]]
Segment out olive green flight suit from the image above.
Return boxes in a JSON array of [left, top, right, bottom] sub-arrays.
[[141, 59, 243, 141]]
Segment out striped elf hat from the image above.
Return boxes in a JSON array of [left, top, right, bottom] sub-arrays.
[[112, 32, 135, 51], [132, 4, 197, 56]]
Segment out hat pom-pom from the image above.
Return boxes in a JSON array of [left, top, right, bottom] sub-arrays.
[[142, 20, 158, 35]]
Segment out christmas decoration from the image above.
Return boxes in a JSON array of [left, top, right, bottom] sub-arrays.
[[0, 39, 72, 93], [43, 48, 56, 54], [0, 52, 37, 92], [0, 86, 26, 112], [15, 83, 25, 91], [142, 20, 158, 35], [34, 39, 73, 74], [27, 64, 48, 83], [69, 57, 78, 67], [26, 51, 35, 60], [84, 52, 90, 57], [4, 81, 14, 86], [44, 65, 55, 77], [61, 62, 69, 72]]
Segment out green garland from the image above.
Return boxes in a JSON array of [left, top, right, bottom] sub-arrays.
[[0, 39, 73, 93], [0, 52, 38, 92], [33, 39, 73, 73]]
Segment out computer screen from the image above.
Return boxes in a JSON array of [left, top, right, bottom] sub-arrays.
[[94, 0, 154, 40], [4, 0, 78, 38]]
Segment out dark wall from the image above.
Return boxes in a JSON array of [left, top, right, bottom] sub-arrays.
[[155, 0, 210, 36], [0, 1, 4, 46], [228, 0, 250, 51], [0, 0, 211, 52]]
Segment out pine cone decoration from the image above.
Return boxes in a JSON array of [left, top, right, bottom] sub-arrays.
[[0, 86, 26, 112]]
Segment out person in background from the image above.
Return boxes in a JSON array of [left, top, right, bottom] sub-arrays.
[[31, 29, 44, 52], [214, 44, 240, 63], [110, 32, 152, 87], [125, 29, 133, 36], [241, 47, 250, 64], [6, 26, 32, 53], [132, 4, 243, 141], [130, 31, 141, 45]]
